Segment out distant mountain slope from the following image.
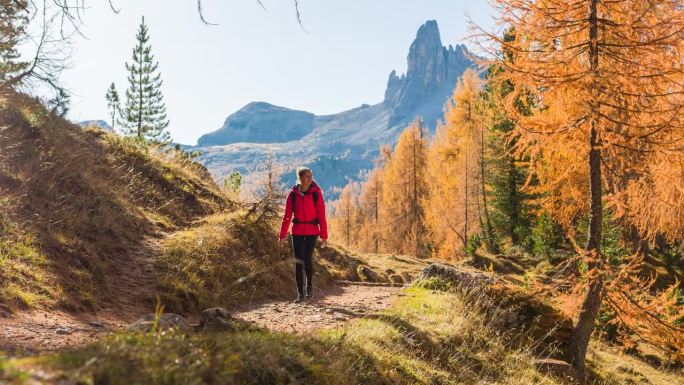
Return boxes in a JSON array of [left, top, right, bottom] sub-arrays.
[[78, 119, 113, 131], [193, 20, 477, 194], [197, 102, 316, 146]]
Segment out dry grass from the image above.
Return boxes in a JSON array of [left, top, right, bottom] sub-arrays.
[[0, 91, 229, 311], [155, 211, 352, 314], [5, 288, 569, 385], [316, 244, 427, 284]]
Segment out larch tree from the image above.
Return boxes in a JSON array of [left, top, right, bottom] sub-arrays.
[[479, 0, 684, 381], [122, 16, 171, 146], [105, 82, 121, 132], [441, 68, 495, 253], [358, 167, 385, 253], [425, 120, 468, 259], [331, 182, 361, 249], [381, 119, 429, 256]]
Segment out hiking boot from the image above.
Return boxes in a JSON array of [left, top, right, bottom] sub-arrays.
[[293, 294, 305, 303], [305, 286, 314, 299]]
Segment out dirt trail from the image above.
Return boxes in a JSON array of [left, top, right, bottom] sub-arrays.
[[232, 282, 404, 333], [0, 280, 406, 354], [0, 236, 164, 355]]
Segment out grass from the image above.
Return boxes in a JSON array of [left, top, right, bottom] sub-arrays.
[[0, 223, 56, 310], [0, 91, 229, 312], [2, 280, 680, 384], [155, 211, 348, 314], [7, 288, 569, 385], [316, 244, 425, 284]]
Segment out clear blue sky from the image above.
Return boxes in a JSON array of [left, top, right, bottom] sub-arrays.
[[60, 0, 495, 145]]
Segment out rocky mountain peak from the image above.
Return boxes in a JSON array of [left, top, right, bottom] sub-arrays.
[[383, 20, 475, 126], [407, 20, 443, 76]]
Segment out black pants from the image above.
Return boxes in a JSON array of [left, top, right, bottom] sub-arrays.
[[292, 235, 317, 295]]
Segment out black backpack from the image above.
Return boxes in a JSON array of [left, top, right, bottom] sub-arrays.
[[291, 187, 319, 224]]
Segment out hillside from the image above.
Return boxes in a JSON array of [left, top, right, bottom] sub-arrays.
[[191, 20, 477, 192], [0, 91, 233, 313]]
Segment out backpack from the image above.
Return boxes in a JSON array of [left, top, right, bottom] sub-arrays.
[[291, 187, 319, 225]]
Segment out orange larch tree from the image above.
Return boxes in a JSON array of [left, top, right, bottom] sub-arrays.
[[429, 68, 493, 256], [381, 119, 429, 256], [478, 0, 684, 381], [358, 166, 385, 253]]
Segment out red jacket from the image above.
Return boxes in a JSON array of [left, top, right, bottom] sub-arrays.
[[279, 181, 328, 240]]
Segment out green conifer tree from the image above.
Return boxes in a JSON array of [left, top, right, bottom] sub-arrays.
[[0, 0, 30, 84], [122, 16, 171, 146], [483, 29, 536, 249], [105, 82, 121, 132]]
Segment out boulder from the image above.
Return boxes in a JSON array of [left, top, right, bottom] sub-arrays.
[[415, 262, 496, 291], [415, 262, 574, 360], [534, 359, 577, 381], [389, 274, 404, 284], [197, 307, 235, 331], [357, 265, 381, 282], [128, 313, 191, 332]]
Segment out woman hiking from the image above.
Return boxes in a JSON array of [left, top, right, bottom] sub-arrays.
[[278, 167, 328, 303]]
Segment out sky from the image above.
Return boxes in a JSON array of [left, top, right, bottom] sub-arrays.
[[55, 0, 496, 145]]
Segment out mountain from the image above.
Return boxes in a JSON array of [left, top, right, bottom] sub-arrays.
[[79, 119, 113, 131], [198, 102, 315, 146], [193, 20, 477, 195]]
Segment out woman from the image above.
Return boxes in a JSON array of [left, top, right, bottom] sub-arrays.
[[278, 167, 328, 303]]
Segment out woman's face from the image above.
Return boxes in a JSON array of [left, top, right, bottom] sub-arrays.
[[300, 171, 313, 187]]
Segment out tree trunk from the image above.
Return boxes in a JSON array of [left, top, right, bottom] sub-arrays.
[[568, 2, 604, 382]]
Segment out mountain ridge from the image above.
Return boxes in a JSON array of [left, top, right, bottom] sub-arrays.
[[193, 20, 478, 194]]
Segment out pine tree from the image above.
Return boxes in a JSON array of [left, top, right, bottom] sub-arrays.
[[0, 0, 29, 84], [482, 31, 536, 249], [122, 16, 171, 146], [105, 82, 121, 132]]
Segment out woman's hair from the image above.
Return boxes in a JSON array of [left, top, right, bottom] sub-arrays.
[[296, 166, 313, 184]]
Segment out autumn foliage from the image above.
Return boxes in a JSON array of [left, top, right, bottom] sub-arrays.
[[329, 0, 684, 379]]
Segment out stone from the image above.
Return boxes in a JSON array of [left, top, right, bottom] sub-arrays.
[[128, 313, 191, 332], [416, 262, 574, 359], [533, 359, 577, 381], [415, 262, 496, 291], [55, 326, 73, 335], [88, 321, 106, 328], [389, 274, 404, 284], [197, 307, 235, 332], [357, 265, 380, 282]]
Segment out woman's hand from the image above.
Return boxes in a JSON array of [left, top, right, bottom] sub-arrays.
[[277, 237, 283, 247], [320, 239, 327, 248]]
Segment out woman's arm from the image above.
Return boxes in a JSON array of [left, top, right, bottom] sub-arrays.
[[279, 191, 294, 240], [316, 190, 328, 240]]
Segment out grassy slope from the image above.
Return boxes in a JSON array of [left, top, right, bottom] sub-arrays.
[[0, 92, 228, 312], [5, 287, 682, 385], [155, 211, 335, 313]]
